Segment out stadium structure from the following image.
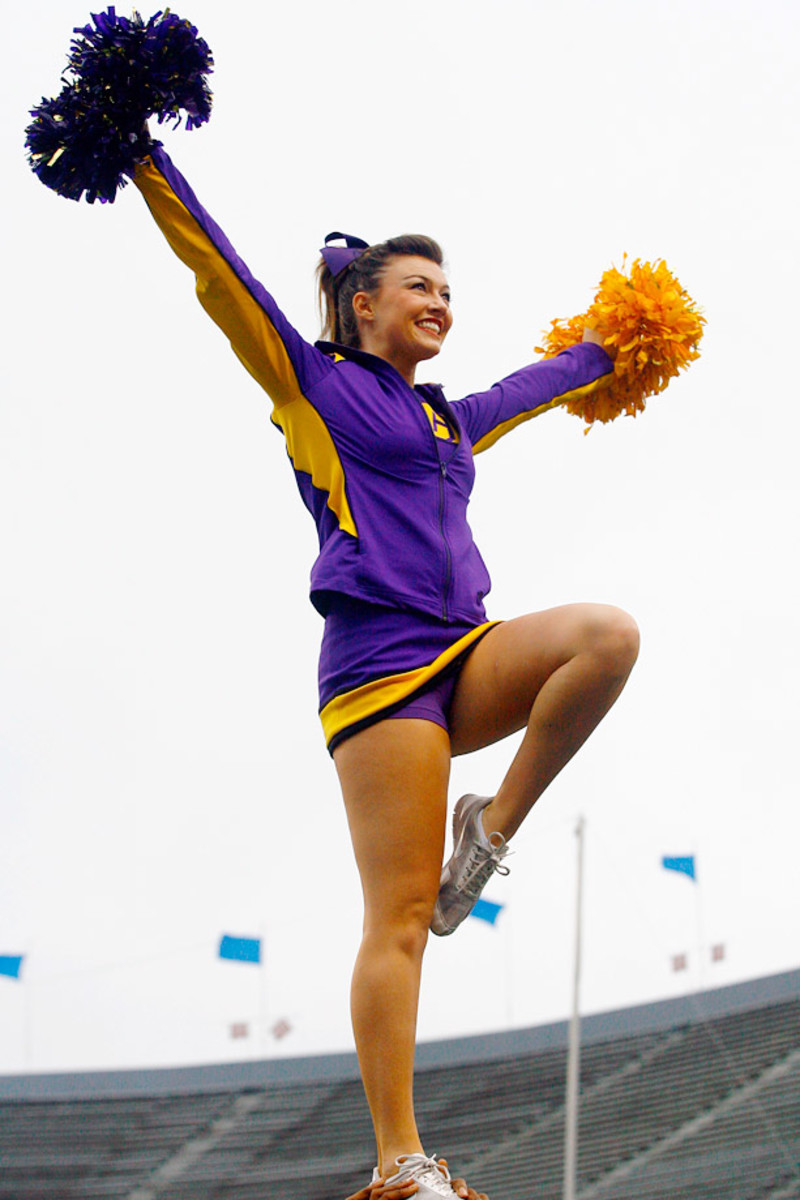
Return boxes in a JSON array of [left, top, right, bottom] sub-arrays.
[[1, 967, 798, 1200]]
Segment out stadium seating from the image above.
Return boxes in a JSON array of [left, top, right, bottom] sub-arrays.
[[1, 970, 798, 1199]]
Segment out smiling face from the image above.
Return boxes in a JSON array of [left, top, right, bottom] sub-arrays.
[[352, 255, 453, 385]]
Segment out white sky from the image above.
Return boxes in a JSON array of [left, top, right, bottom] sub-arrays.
[[1, 0, 798, 1075]]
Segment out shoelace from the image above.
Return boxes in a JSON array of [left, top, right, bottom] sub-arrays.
[[390, 1153, 454, 1196], [454, 833, 510, 899]]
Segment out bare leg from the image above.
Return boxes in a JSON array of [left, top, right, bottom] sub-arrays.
[[449, 604, 639, 838], [334, 718, 451, 1176]]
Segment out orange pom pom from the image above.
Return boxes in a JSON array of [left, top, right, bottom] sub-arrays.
[[536, 258, 705, 426]]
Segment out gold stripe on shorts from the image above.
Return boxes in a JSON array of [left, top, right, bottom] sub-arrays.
[[320, 620, 500, 747]]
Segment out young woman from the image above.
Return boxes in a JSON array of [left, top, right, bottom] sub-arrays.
[[132, 146, 639, 1200]]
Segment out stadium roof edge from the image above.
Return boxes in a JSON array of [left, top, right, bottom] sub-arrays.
[[2, 967, 799, 1102]]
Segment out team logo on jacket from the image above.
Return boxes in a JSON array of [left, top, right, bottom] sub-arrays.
[[422, 402, 458, 443]]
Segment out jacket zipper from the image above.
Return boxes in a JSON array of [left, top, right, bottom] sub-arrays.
[[418, 390, 457, 622], [436, 450, 452, 622]]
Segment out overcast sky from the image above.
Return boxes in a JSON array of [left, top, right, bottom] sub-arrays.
[[2, 0, 798, 1075]]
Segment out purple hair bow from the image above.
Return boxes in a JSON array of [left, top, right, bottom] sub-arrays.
[[321, 231, 369, 279]]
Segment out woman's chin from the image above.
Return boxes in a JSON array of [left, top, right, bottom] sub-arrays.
[[413, 339, 444, 363]]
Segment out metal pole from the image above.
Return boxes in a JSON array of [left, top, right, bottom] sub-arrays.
[[693, 861, 706, 992], [563, 815, 585, 1200], [259, 923, 267, 1052]]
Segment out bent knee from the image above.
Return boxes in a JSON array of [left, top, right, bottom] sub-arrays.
[[587, 606, 640, 677]]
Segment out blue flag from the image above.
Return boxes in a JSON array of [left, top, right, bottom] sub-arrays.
[[469, 898, 504, 926], [0, 956, 24, 979], [662, 856, 696, 881], [218, 935, 261, 964]]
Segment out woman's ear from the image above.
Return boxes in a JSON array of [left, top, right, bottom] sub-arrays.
[[352, 291, 374, 323]]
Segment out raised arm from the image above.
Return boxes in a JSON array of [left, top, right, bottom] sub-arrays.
[[134, 145, 332, 411], [452, 340, 614, 453]]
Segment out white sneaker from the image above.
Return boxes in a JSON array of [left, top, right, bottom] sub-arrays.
[[372, 1154, 458, 1198], [431, 794, 510, 937]]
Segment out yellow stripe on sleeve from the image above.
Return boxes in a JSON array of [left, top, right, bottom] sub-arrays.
[[134, 157, 300, 410], [471, 378, 608, 454], [135, 158, 356, 537]]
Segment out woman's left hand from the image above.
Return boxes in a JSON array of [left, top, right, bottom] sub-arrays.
[[450, 1179, 489, 1200], [437, 1158, 490, 1200], [582, 324, 616, 360]]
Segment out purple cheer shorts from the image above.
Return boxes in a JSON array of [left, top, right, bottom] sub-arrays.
[[318, 596, 499, 753]]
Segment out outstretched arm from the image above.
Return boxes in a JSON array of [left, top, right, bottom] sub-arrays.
[[451, 339, 613, 453], [133, 146, 331, 412]]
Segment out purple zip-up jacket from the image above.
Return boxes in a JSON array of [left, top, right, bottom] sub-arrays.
[[134, 148, 614, 625]]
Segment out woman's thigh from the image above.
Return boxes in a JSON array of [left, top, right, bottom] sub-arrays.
[[334, 718, 452, 926], [448, 603, 637, 756]]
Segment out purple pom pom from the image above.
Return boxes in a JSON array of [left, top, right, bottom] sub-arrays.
[[25, 7, 213, 203]]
